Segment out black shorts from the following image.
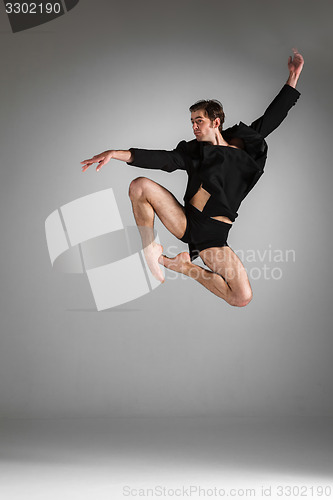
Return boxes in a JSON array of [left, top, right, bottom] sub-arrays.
[[179, 203, 232, 261]]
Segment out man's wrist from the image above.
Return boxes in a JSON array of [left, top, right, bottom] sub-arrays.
[[286, 72, 299, 88], [110, 149, 133, 162]]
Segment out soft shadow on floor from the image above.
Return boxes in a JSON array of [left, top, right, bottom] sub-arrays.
[[0, 416, 332, 480]]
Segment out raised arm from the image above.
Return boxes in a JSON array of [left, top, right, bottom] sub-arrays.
[[249, 48, 304, 138]]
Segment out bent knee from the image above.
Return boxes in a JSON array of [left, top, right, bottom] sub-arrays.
[[128, 177, 152, 199], [230, 289, 253, 307]]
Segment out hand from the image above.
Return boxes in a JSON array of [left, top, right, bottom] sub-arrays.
[[288, 48, 304, 77], [81, 150, 114, 172]]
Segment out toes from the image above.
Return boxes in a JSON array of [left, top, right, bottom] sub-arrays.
[[158, 254, 165, 265]]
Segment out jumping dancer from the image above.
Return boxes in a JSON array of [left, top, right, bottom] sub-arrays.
[[81, 48, 304, 307]]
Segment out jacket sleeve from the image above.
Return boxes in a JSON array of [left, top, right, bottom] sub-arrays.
[[249, 84, 301, 138], [126, 140, 188, 173]]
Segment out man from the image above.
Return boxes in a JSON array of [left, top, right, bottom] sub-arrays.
[[81, 48, 304, 307]]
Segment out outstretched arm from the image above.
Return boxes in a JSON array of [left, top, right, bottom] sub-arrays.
[[249, 48, 304, 138], [81, 142, 188, 174]]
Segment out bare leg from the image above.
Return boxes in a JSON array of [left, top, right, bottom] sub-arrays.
[[128, 176, 252, 305], [128, 177, 187, 282], [160, 246, 253, 307], [129, 188, 164, 282]]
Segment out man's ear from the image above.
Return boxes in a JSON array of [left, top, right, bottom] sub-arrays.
[[214, 118, 221, 129]]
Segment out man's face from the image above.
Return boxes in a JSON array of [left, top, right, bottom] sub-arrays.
[[190, 109, 217, 142]]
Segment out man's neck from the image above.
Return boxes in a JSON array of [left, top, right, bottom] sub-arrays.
[[210, 130, 229, 146]]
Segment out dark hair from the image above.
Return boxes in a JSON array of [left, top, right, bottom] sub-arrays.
[[189, 99, 225, 133]]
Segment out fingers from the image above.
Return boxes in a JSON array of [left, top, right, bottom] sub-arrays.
[[81, 154, 101, 164], [81, 163, 93, 172], [81, 159, 107, 172], [288, 48, 304, 72], [96, 161, 105, 172], [81, 154, 105, 173], [291, 47, 304, 61], [81, 151, 112, 173]]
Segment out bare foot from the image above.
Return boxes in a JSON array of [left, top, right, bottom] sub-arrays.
[[143, 242, 165, 283], [158, 252, 191, 274]]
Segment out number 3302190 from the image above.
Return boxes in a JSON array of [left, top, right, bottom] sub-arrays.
[[5, 3, 62, 14]]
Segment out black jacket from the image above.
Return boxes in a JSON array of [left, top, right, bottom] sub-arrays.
[[127, 84, 301, 221]]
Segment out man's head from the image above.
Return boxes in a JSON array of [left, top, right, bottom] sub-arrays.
[[189, 99, 225, 142]]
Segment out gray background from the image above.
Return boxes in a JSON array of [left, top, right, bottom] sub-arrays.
[[1, 0, 332, 419]]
